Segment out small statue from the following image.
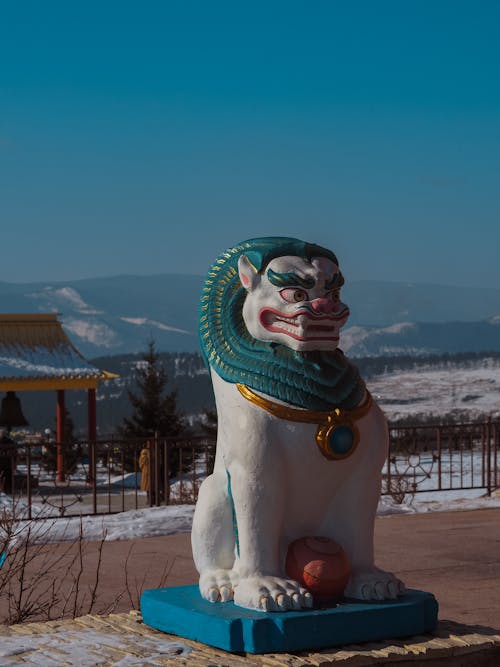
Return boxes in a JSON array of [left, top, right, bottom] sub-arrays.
[[192, 237, 405, 612]]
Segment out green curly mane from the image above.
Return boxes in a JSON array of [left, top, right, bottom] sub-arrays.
[[198, 237, 365, 410]]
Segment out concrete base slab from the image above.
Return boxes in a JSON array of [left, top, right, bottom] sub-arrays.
[[140, 585, 438, 654]]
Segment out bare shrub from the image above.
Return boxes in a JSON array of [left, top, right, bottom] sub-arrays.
[[0, 499, 184, 625], [123, 544, 179, 610], [0, 501, 122, 624], [382, 474, 414, 505]]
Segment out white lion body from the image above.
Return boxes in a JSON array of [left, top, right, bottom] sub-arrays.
[[191, 250, 404, 612]]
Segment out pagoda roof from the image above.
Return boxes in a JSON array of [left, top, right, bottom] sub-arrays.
[[0, 314, 118, 391]]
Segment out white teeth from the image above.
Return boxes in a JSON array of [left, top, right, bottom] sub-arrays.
[[275, 322, 300, 335], [275, 317, 298, 328], [270, 316, 337, 339]]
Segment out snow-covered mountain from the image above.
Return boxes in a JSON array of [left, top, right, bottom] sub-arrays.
[[0, 275, 201, 356], [2, 275, 500, 356], [340, 319, 500, 357]]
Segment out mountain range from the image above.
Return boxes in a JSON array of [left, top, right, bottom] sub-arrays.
[[2, 274, 500, 357]]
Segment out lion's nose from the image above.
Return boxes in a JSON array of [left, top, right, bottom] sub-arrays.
[[310, 297, 336, 314]]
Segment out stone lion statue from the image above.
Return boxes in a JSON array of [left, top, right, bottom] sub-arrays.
[[191, 237, 405, 612]]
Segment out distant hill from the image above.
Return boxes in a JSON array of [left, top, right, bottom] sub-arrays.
[[16, 350, 500, 436], [2, 274, 500, 356], [341, 319, 500, 357]]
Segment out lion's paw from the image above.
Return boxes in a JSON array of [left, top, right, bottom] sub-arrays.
[[233, 575, 313, 612], [344, 567, 405, 600], [199, 568, 239, 603]]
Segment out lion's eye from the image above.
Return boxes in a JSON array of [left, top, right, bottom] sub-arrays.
[[328, 290, 340, 302], [280, 288, 308, 303]]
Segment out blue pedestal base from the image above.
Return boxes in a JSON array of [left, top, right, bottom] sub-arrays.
[[141, 585, 438, 655]]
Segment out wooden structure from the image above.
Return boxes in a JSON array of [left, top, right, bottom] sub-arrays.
[[0, 313, 118, 482]]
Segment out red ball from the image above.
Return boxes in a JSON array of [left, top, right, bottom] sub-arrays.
[[285, 536, 350, 601]]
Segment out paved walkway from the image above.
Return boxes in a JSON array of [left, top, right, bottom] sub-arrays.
[[375, 507, 500, 630], [1, 508, 499, 665]]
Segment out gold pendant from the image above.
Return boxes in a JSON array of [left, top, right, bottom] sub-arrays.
[[315, 410, 360, 460]]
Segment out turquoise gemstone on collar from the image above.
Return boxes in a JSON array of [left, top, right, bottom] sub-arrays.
[[328, 425, 355, 456]]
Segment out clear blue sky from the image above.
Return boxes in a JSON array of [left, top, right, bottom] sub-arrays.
[[1, 1, 499, 288]]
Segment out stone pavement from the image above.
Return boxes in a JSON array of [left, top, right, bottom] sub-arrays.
[[0, 508, 499, 665], [0, 610, 499, 666]]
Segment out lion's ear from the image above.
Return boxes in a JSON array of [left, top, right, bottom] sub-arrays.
[[238, 255, 260, 292]]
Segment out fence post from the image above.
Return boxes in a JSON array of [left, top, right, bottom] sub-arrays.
[[91, 439, 97, 514], [436, 426, 442, 491], [386, 426, 392, 494], [487, 418, 492, 496], [164, 438, 170, 505], [163, 439, 168, 506], [495, 422, 499, 491], [26, 442, 32, 521], [56, 390, 66, 484], [154, 431, 160, 507], [87, 387, 98, 514]]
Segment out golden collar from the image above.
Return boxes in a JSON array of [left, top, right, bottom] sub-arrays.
[[236, 383, 373, 460]]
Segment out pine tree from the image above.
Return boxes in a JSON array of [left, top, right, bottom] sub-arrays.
[[120, 340, 185, 476]]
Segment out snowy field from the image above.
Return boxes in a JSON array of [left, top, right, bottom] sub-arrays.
[[367, 359, 500, 421]]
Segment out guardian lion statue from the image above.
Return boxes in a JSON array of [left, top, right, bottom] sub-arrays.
[[192, 237, 405, 612]]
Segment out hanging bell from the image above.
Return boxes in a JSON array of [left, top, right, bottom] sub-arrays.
[[0, 391, 29, 431]]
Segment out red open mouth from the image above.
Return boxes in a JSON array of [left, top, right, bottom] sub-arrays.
[[259, 307, 348, 342]]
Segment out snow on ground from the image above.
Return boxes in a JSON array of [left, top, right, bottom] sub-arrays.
[[1, 488, 500, 547], [379, 487, 500, 514], [0, 630, 191, 666], [0, 498, 194, 544]]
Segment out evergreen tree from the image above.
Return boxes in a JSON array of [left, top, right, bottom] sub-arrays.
[[119, 340, 185, 476]]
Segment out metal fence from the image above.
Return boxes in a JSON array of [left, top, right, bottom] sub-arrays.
[[1, 420, 499, 520], [385, 419, 499, 501]]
